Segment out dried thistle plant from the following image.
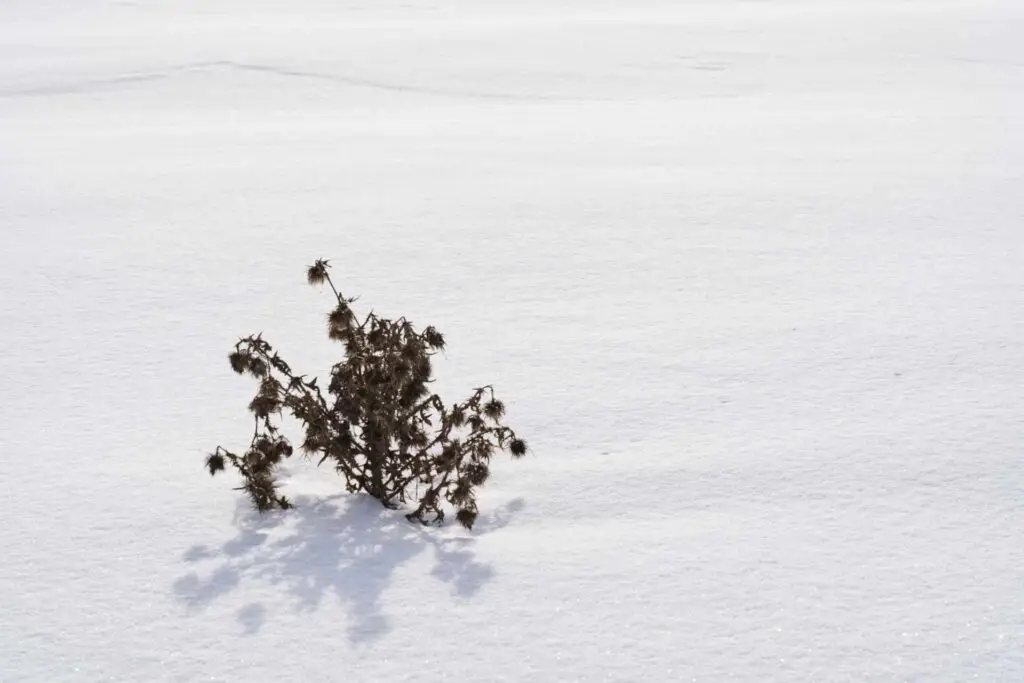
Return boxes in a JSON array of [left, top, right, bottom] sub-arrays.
[[207, 259, 528, 529]]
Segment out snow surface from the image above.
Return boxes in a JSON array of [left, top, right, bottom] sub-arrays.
[[2, 0, 1023, 680]]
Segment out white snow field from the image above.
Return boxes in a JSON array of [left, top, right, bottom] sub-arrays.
[[2, 0, 1023, 680]]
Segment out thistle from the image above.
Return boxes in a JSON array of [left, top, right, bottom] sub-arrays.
[[207, 259, 529, 530]]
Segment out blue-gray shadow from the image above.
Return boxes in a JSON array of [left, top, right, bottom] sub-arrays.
[[174, 495, 524, 643]]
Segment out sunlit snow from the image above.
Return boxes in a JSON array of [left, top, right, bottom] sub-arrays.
[[2, 1, 1022, 680]]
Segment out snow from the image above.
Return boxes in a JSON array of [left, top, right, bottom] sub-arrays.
[[2, 0, 1023, 680]]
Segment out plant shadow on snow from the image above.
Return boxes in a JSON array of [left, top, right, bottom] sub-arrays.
[[174, 495, 524, 642]]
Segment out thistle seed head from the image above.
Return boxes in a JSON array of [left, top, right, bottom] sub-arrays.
[[509, 438, 528, 458], [456, 508, 478, 530], [205, 452, 226, 475], [307, 259, 330, 286]]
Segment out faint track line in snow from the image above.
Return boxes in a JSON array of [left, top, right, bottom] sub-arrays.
[[216, 60, 593, 102], [0, 68, 193, 98], [949, 56, 1024, 69], [0, 59, 616, 103]]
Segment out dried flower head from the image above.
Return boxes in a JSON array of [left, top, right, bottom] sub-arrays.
[[456, 508, 478, 530], [228, 351, 248, 375], [483, 398, 505, 421], [422, 326, 445, 350], [205, 452, 226, 475], [307, 259, 330, 286]]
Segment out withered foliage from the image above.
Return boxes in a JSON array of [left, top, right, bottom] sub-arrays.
[[207, 260, 527, 529]]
